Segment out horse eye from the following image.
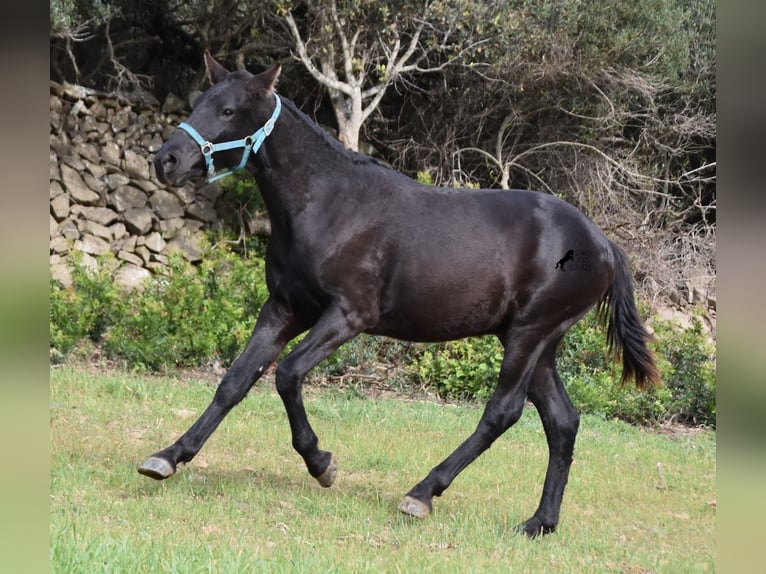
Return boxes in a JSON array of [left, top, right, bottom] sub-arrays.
[[221, 108, 234, 118]]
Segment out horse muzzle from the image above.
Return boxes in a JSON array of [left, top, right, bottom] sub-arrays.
[[153, 136, 205, 187]]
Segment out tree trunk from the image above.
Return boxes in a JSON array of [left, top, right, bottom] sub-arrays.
[[331, 88, 363, 152]]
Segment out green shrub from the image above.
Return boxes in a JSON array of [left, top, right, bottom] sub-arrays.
[[411, 308, 716, 427], [50, 252, 125, 356], [311, 334, 419, 389], [649, 315, 716, 426], [50, 245, 715, 427], [416, 170, 434, 186], [564, 310, 716, 427], [413, 337, 504, 401], [50, 244, 269, 371], [104, 249, 268, 370], [558, 310, 715, 427]]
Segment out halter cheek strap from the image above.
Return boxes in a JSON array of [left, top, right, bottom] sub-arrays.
[[178, 93, 282, 183]]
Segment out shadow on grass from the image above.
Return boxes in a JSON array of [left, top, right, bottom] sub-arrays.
[[125, 462, 416, 516]]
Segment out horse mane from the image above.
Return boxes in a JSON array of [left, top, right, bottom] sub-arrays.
[[278, 95, 393, 171]]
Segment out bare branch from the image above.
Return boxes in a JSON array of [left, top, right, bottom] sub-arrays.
[[283, 10, 353, 97], [103, 20, 153, 93], [328, 0, 357, 86]]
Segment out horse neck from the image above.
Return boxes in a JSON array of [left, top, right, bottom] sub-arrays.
[[248, 97, 362, 231]]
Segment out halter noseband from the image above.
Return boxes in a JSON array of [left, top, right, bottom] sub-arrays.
[[178, 93, 282, 183]]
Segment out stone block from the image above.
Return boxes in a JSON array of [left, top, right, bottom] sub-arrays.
[[109, 185, 147, 212], [123, 207, 154, 235], [61, 163, 100, 205], [124, 148, 151, 180], [114, 264, 152, 291], [144, 231, 167, 253], [80, 206, 119, 226], [117, 250, 144, 266], [75, 234, 111, 256], [79, 220, 112, 241], [149, 189, 185, 219], [50, 194, 70, 221]]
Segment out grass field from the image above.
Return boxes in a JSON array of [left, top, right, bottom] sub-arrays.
[[50, 365, 715, 573]]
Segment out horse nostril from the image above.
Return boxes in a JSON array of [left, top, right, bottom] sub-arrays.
[[154, 151, 178, 181], [162, 152, 178, 171]]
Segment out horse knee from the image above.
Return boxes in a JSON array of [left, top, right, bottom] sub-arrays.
[[212, 371, 252, 408]]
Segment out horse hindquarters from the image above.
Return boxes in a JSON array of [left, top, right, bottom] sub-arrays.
[[515, 240, 661, 535], [398, 210, 619, 532]]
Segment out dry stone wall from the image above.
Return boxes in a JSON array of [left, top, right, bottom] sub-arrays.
[[49, 81, 262, 289]]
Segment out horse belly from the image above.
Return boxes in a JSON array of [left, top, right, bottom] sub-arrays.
[[371, 263, 512, 342]]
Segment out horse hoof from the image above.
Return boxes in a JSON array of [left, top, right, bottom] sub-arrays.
[[398, 495, 431, 519], [316, 455, 337, 488], [514, 518, 555, 538], [137, 456, 175, 480]]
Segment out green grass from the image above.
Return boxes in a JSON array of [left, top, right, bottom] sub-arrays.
[[50, 365, 715, 573]]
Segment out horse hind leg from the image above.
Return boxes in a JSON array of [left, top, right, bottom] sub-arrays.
[[399, 381, 528, 519], [399, 328, 552, 520], [516, 345, 580, 537]]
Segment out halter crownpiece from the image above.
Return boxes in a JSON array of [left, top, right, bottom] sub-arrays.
[[178, 92, 282, 183]]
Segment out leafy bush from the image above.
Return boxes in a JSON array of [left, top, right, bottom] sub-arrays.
[[50, 246, 715, 427], [50, 252, 125, 356], [413, 337, 504, 401], [311, 334, 419, 390], [50, 245, 269, 370], [648, 315, 716, 426], [104, 249, 268, 370], [412, 308, 716, 427]]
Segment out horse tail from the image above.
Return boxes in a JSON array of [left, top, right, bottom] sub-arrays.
[[596, 241, 662, 390]]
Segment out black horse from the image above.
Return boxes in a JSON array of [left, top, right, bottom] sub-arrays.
[[142, 52, 661, 537]]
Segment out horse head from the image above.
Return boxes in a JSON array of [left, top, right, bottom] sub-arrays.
[[153, 51, 281, 187]]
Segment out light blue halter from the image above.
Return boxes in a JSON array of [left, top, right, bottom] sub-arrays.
[[178, 93, 282, 183]]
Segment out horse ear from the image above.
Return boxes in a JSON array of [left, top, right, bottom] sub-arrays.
[[250, 64, 282, 97], [204, 50, 230, 85]]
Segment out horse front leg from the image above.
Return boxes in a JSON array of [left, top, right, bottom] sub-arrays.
[[137, 297, 303, 480]]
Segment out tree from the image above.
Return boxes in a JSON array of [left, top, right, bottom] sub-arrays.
[[275, 0, 485, 151], [50, 0, 115, 86]]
